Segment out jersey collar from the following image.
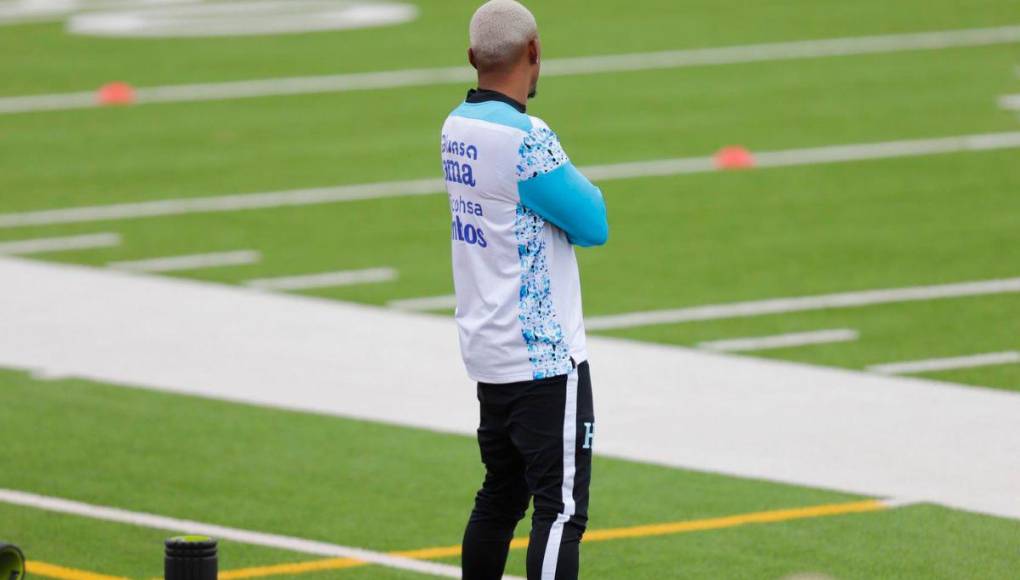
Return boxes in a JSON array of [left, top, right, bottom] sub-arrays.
[[466, 88, 527, 114]]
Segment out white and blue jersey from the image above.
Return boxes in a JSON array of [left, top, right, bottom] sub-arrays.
[[442, 89, 608, 383]]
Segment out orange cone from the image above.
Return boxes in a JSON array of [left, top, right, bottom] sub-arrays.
[[97, 82, 136, 106], [714, 146, 755, 170]]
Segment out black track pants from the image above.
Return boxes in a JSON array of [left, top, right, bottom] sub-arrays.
[[462, 361, 594, 580]]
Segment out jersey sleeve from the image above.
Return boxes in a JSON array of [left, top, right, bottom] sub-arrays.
[[514, 121, 609, 247]]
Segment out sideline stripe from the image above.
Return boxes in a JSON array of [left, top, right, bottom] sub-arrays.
[[245, 268, 397, 291], [220, 498, 908, 579], [698, 329, 859, 352], [582, 499, 898, 542], [25, 561, 128, 580], [0, 488, 472, 579], [0, 233, 121, 255], [220, 558, 364, 579], [2, 131, 1020, 230], [388, 294, 458, 312], [109, 250, 261, 273], [542, 369, 580, 579], [1, 25, 1019, 114], [867, 351, 1020, 375], [586, 277, 1020, 330]]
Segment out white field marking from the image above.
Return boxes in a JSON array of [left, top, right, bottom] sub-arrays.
[[245, 267, 397, 291], [1000, 94, 1020, 110], [0, 177, 442, 229], [2, 25, 1020, 114], [0, 488, 482, 579], [878, 498, 923, 509], [388, 294, 458, 311], [586, 277, 1020, 330], [4, 257, 1020, 520], [698, 329, 859, 353], [3, 130, 1020, 230], [867, 351, 1020, 375], [0, 232, 121, 254], [108, 250, 261, 273], [30, 368, 72, 381], [0, 0, 200, 25], [67, 1, 419, 38]]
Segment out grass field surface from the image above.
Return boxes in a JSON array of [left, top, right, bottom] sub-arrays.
[[9, 372, 1020, 579], [3, 0, 1019, 577]]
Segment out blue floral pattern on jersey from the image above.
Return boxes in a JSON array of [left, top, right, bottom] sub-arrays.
[[513, 204, 572, 380], [516, 127, 569, 181]]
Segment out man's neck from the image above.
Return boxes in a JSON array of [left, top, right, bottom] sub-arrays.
[[476, 75, 529, 107]]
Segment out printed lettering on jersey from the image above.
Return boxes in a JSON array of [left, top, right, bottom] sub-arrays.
[[450, 194, 488, 248], [442, 134, 479, 187], [441, 103, 591, 383]]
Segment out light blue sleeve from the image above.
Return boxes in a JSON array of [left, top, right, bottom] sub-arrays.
[[518, 163, 608, 247], [515, 126, 608, 247]]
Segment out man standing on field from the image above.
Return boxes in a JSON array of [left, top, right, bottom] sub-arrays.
[[440, 2, 609, 578]]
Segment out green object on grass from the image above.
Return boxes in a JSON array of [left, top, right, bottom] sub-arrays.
[[0, 543, 25, 580], [168, 535, 213, 543]]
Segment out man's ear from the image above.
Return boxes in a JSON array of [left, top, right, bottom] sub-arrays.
[[528, 39, 539, 65], [468, 47, 478, 70]]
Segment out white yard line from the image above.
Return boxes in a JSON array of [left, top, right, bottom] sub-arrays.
[[698, 329, 859, 352], [1000, 94, 1020, 111], [0, 488, 477, 579], [744, 131, 1020, 168], [108, 250, 261, 273], [586, 277, 1020, 330], [0, 178, 442, 229], [245, 267, 397, 291], [0, 232, 121, 254], [868, 351, 1020, 375], [388, 294, 458, 311], [3, 257, 1019, 520], [3, 130, 1020, 230], [1, 25, 1019, 114]]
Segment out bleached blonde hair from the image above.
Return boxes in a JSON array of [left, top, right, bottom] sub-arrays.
[[469, 0, 538, 70]]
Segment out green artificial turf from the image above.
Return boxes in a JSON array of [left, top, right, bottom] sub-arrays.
[[1, 0, 1017, 95], [3, 371, 1017, 579], [2, 502, 309, 579], [0, 44, 1017, 211], [3, 3, 1020, 576]]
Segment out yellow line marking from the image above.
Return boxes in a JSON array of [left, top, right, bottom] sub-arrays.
[[26, 561, 129, 580], [584, 498, 885, 542], [389, 545, 464, 560], [221, 499, 889, 579], [218, 558, 364, 579]]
